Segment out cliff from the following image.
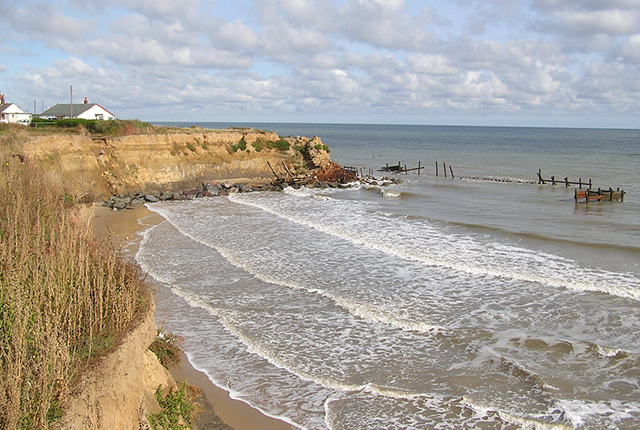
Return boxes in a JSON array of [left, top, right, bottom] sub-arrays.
[[57, 302, 174, 430], [21, 127, 331, 199]]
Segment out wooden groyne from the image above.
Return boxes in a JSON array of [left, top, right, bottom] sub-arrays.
[[379, 161, 425, 174], [575, 188, 625, 202], [537, 170, 625, 203], [537, 169, 592, 188]]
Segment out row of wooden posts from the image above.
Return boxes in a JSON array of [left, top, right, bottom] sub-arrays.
[[377, 161, 455, 178], [537, 169, 593, 188], [364, 165, 625, 203]]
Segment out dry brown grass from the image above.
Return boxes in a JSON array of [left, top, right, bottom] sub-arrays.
[[0, 157, 151, 429]]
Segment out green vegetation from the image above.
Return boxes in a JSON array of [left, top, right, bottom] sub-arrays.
[[0, 158, 151, 429], [148, 383, 197, 430], [230, 136, 247, 152], [251, 138, 266, 152], [270, 138, 290, 151], [29, 118, 155, 136], [149, 324, 185, 369]]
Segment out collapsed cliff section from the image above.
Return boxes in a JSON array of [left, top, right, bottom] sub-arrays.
[[21, 128, 332, 200]]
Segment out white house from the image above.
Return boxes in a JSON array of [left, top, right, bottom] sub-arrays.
[[39, 98, 115, 120], [0, 95, 32, 125]]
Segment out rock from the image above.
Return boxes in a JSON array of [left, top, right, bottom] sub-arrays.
[[238, 183, 253, 193], [144, 194, 160, 203], [203, 182, 221, 196], [112, 197, 131, 210]]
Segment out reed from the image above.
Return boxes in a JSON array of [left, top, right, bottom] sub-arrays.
[[0, 157, 151, 429]]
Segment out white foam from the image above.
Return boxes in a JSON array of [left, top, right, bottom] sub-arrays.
[[555, 398, 640, 428], [227, 192, 640, 302]]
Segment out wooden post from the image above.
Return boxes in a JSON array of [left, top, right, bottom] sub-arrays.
[[282, 161, 294, 180], [405, 165, 408, 175], [435, 161, 438, 177], [443, 162, 447, 178], [267, 161, 279, 180], [449, 165, 455, 179], [537, 169, 545, 184], [551, 175, 556, 185], [418, 161, 421, 174], [564, 177, 569, 187], [579, 178, 582, 189]]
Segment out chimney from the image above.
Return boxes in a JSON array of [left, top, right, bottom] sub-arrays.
[[83, 97, 88, 104], [0, 94, 5, 104]]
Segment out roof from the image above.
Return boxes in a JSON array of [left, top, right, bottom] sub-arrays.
[[0, 103, 20, 113], [40, 103, 114, 117]]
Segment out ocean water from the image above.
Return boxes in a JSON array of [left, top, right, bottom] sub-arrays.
[[138, 123, 640, 429]]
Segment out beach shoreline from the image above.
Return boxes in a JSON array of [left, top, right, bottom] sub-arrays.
[[93, 203, 294, 430]]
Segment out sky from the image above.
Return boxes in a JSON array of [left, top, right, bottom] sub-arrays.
[[1, 0, 639, 128]]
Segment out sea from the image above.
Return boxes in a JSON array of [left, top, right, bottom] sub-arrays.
[[137, 123, 640, 429]]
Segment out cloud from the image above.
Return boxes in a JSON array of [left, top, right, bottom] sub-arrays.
[[1, 0, 639, 126], [0, 2, 91, 44], [337, 0, 432, 50]]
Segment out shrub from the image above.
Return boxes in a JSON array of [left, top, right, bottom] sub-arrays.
[[251, 138, 266, 152], [149, 324, 185, 369], [30, 118, 154, 137], [148, 383, 197, 430], [231, 136, 247, 152], [268, 139, 290, 151]]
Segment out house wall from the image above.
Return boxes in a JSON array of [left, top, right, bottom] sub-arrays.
[[0, 104, 32, 124], [77, 105, 115, 120]]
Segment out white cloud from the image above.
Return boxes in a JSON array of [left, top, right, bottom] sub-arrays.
[[0, 0, 639, 126], [406, 54, 457, 76], [553, 9, 639, 35]]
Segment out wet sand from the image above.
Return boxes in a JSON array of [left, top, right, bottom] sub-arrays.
[[93, 203, 294, 430]]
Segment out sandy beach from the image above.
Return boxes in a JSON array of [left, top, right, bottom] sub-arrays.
[[93, 203, 294, 430]]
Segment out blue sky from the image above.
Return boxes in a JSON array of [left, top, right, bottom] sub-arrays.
[[1, 0, 639, 128]]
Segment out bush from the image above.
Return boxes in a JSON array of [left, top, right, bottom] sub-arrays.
[[268, 139, 290, 151], [30, 118, 154, 136], [149, 324, 185, 369], [148, 383, 196, 430], [251, 138, 266, 152], [230, 136, 247, 152]]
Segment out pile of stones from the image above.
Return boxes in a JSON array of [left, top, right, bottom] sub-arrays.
[[102, 176, 403, 210]]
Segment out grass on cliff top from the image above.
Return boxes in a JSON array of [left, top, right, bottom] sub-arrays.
[[0, 157, 152, 430], [0, 120, 160, 149]]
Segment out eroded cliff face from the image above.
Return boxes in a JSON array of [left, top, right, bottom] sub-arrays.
[[56, 302, 172, 430], [21, 128, 331, 199]]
